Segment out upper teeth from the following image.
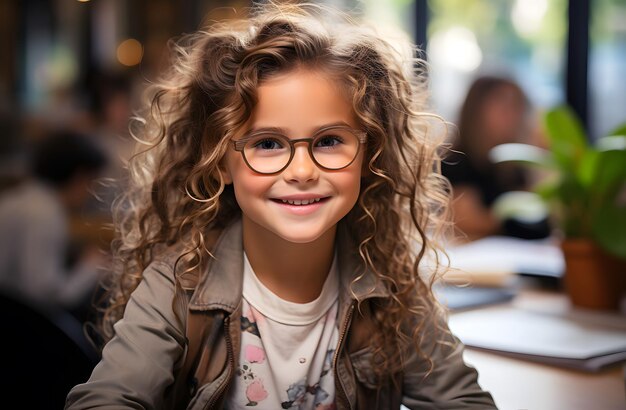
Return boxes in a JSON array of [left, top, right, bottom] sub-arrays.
[[281, 198, 322, 205]]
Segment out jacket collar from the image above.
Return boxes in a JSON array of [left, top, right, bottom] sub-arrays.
[[188, 218, 389, 313]]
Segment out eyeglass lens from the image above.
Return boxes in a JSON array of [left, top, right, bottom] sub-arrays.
[[242, 127, 360, 173]]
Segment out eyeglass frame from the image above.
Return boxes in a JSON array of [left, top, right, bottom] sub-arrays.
[[231, 125, 367, 175]]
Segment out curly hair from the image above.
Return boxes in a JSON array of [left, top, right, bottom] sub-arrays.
[[97, 2, 452, 380]]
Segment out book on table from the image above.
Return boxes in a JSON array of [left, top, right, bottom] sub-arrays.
[[448, 305, 626, 372]]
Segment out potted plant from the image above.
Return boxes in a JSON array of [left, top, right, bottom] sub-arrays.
[[490, 106, 626, 310]]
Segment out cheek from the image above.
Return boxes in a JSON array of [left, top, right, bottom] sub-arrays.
[[337, 167, 363, 205], [231, 172, 267, 202], [227, 165, 275, 212]]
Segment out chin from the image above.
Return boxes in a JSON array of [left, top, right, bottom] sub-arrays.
[[242, 214, 338, 245], [273, 229, 330, 245]]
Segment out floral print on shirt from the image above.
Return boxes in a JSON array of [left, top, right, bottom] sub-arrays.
[[232, 303, 338, 409]]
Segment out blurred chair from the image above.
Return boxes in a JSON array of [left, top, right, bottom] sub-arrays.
[[0, 292, 98, 409]]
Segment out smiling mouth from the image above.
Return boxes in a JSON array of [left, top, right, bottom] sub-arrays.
[[271, 197, 329, 206]]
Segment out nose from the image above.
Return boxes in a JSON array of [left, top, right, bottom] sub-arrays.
[[282, 142, 318, 183]]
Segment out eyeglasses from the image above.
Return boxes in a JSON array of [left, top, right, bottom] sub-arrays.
[[232, 125, 367, 175]]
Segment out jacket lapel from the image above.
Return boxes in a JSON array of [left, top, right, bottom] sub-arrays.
[[189, 219, 244, 313], [190, 218, 389, 312], [184, 218, 390, 409]]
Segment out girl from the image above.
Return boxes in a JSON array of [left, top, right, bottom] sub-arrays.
[[67, 4, 496, 409], [442, 76, 549, 240]]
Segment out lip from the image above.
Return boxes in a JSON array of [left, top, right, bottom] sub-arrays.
[[272, 194, 329, 201], [269, 195, 330, 215]]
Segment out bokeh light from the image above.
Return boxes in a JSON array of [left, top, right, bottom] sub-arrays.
[[429, 26, 483, 72], [116, 38, 143, 67]]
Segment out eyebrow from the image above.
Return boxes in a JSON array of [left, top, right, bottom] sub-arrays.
[[246, 121, 353, 135]]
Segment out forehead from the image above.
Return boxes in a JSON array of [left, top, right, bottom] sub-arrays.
[[249, 68, 357, 134]]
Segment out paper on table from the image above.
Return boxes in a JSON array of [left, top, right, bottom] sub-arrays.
[[443, 236, 565, 286], [449, 306, 626, 371], [434, 285, 516, 311]]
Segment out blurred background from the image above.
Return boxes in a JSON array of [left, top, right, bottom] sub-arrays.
[[1, 0, 624, 209], [1, 0, 625, 196], [0, 0, 625, 406]]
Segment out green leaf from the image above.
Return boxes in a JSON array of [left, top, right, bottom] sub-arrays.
[[590, 150, 626, 200], [554, 171, 592, 237], [543, 106, 588, 170], [577, 151, 599, 187], [589, 149, 626, 258], [592, 200, 626, 259], [607, 123, 626, 137]]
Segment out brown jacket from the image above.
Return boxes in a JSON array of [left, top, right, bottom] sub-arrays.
[[66, 220, 496, 409]]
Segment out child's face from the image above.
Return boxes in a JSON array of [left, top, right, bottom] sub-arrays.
[[223, 68, 364, 244]]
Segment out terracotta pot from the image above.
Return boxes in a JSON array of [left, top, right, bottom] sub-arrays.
[[561, 239, 626, 311]]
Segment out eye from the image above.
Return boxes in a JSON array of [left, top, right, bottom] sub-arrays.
[[315, 135, 343, 148], [251, 137, 284, 150]]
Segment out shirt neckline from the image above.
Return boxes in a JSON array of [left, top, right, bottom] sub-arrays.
[[242, 252, 339, 325]]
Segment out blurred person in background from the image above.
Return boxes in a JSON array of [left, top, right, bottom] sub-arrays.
[[442, 76, 550, 241], [87, 71, 136, 215], [0, 110, 26, 192], [0, 130, 108, 314]]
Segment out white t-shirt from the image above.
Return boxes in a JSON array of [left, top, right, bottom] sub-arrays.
[[226, 253, 339, 409]]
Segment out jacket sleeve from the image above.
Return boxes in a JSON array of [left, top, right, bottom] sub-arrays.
[[401, 315, 498, 409], [65, 261, 187, 410]]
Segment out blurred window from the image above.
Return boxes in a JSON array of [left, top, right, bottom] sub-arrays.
[[589, 0, 626, 139], [426, 0, 567, 123]]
